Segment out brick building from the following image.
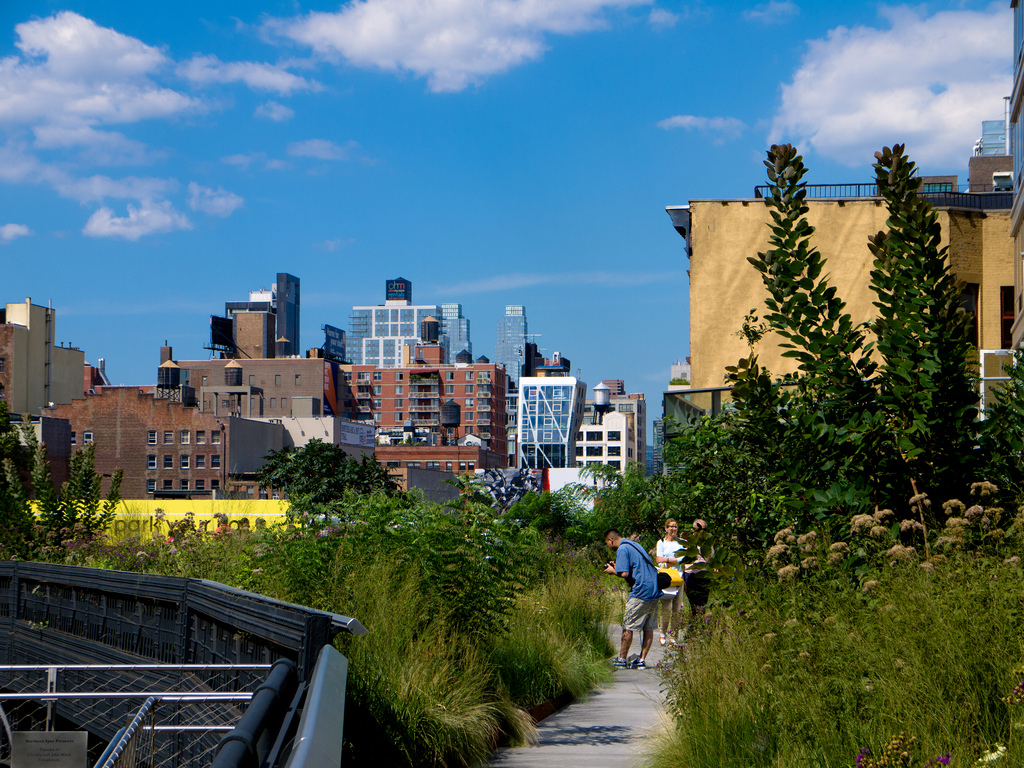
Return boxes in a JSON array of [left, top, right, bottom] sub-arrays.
[[375, 444, 504, 473], [45, 387, 283, 498], [342, 355, 508, 456]]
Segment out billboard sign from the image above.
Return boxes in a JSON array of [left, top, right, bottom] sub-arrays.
[[337, 420, 375, 448], [322, 324, 346, 361], [385, 277, 412, 302], [209, 315, 235, 351]]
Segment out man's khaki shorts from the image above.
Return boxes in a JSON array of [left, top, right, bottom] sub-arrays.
[[623, 596, 659, 631]]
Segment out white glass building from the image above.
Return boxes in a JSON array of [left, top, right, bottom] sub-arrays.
[[517, 375, 587, 469], [441, 303, 472, 358], [348, 278, 449, 367]]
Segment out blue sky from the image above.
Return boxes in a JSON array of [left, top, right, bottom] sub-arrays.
[[0, 0, 1012, 435]]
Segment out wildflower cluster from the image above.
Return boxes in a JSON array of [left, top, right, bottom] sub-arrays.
[[1001, 667, 1024, 705], [854, 733, 917, 768]]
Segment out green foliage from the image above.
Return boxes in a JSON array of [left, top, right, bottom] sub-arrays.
[[721, 144, 982, 538], [37, 444, 123, 539], [255, 439, 401, 508], [581, 462, 678, 546], [505, 488, 589, 542], [651, 557, 1024, 767], [980, 349, 1024, 501]]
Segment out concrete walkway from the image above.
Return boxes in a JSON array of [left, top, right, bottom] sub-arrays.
[[488, 625, 674, 768]]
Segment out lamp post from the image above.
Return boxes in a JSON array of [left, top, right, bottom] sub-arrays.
[[593, 382, 611, 425]]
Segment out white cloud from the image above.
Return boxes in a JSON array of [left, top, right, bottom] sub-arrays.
[[83, 200, 192, 240], [270, 0, 652, 92], [648, 8, 679, 29], [316, 237, 355, 251], [254, 100, 295, 121], [287, 139, 358, 160], [771, 5, 1012, 168], [187, 182, 244, 217], [658, 114, 746, 142], [178, 54, 320, 95], [743, 1, 799, 24], [0, 12, 199, 128], [0, 223, 31, 243]]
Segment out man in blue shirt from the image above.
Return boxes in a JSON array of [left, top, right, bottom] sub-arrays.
[[603, 528, 661, 669]]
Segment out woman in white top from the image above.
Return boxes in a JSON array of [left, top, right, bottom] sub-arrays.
[[656, 519, 684, 645]]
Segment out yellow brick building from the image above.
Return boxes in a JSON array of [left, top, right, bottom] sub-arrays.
[[668, 191, 1013, 394]]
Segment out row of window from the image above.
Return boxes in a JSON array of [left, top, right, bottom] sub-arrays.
[[351, 371, 491, 382], [577, 460, 621, 470], [147, 430, 221, 446], [576, 446, 622, 457], [147, 454, 221, 469], [384, 460, 477, 471], [579, 430, 622, 442], [147, 478, 220, 493]]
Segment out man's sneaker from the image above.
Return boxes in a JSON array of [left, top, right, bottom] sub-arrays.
[[612, 657, 629, 668], [631, 658, 646, 669]]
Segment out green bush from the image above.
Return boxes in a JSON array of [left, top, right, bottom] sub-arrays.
[[651, 557, 1024, 767]]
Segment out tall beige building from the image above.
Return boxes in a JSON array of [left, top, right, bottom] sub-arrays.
[[0, 298, 84, 415], [668, 181, 1013, 396]]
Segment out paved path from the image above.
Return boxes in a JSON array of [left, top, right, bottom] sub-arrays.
[[488, 625, 674, 768]]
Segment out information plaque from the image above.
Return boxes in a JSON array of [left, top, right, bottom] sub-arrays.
[[12, 731, 88, 768]]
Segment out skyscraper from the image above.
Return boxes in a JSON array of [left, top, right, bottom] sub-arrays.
[[495, 305, 527, 386], [348, 277, 449, 367], [441, 303, 472, 358]]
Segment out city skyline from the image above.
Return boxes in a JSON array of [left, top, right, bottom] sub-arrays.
[[0, 1, 1012, 433]]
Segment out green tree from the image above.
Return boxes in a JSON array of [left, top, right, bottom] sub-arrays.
[[723, 144, 981, 535], [255, 439, 401, 507], [39, 443, 123, 538]]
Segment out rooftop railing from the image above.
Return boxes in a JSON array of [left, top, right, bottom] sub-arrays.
[[751, 184, 1012, 211]]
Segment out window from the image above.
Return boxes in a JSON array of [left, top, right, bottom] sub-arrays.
[[373, 372, 382, 381], [466, 425, 474, 434], [465, 372, 473, 380], [275, 374, 282, 386], [373, 399, 382, 409], [163, 455, 173, 469], [961, 283, 980, 347], [294, 375, 301, 386], [608, 460, 621, 470], [575, 447, 583, 456], [180, 430, 190, 444], [465, 399, 474, 408], [386, 461, 401, 468], [357, 372, 369, 381], [465, 384, 474, 394], [586, 431, 602, 441], [211, 455, 221, 468], [83, 431, 93, 445], [211, 432, 221, 444], [395, 413, 403, 421], [148, 430, 157, 445], [373, 412, 382, 422], [249, 375, 255, 386], [211, 479, 220, 490], [270, 398, 277, 408], [373, 385, 382, 395], [586, 446, 603, 456], [1002, 286, 1015, 349], [576, 432, 583, 441], [147, 455, 157, 469], [196, 431, 205, 445], [281, 397, 287, 410], [426, 461, 440, 470], [163, 479, 173, 490], [394, 385, 404, 394], [446, 462, 453, 472], [608, 446, 621, 456], [180, 455, 190, 469], [164, 431, 173, 444], [196, 480, 205, 491], [146, 479, 156, 493], [446, 385, 455, 394], [180, 479, 189, 491], [196, 454, 206, 469], [394, 399, 403, 408], [0, 358, 4, 373], [446, 372, 454, 380], [607, 431, 621, 441], [395, 373, 404, 381]]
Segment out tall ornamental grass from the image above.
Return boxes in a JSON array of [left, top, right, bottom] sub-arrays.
[[649, 559, 1024, 768]]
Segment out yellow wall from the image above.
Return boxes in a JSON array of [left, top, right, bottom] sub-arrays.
[[32, 498, 292, 538], [688, 200, 1014, 391]]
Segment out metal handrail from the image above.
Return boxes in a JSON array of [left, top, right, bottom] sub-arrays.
[[95, 697, 156, 768]]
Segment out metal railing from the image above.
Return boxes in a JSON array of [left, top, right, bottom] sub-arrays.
[[751, 184, 1012, 210]]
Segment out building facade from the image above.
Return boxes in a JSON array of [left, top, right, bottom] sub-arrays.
[[494, 305, 528, 386], [669, 176, 1014, 393], [224, 272, 301, 358], [441, 303, 472, 358], [1012, 0, 1024, 346], [517, 371, 587, 470], [45, 386, 284, 499], [342, 357, 508, 456], [0, 299, 85, 415], [348, 278, 449, 367], [582, 390, 646, 471]]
